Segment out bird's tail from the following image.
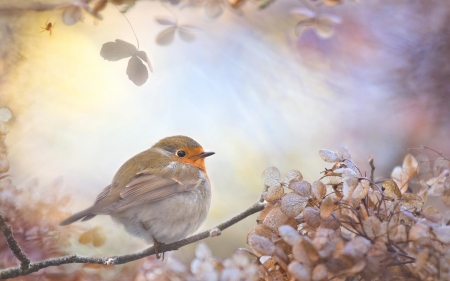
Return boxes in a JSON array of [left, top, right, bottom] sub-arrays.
[[59, 207, 97, 226]]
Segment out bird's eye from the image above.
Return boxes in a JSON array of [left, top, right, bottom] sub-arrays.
[[176, 150, 186, 158]]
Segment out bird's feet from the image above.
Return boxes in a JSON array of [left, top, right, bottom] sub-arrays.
[[152, 235, 166, 260]]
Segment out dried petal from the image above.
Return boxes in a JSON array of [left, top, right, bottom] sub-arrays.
[[336, 146, 351, 160], [400, 193, 424, 212], [280, 192, 308, 218], [0, 107, 12, 122], [289, 261, 312, 281], [262, 167, 281, 187], [265, 185, 284, 202], [362, 216, 381, 240], [304, 207, 321, 229], [409, 222, 429, 241], [352, 179, 370, 201], [341, 236, 371, 259], [342, 177, 358, 200], [312, 180, 326, 199], [319, 149, 340, 163], [312, 263, 328, 281], [263, 206, 289, 231], [424, 206, 442, 223], [434, 226, 450, 243], [248, 234, 275, 256], [320, 196, 334, 219], [278, 225, 301, 246], [382, 179, 402, 200], [247, 224, 277, 242], [284, 170, 303, 186], [289, 180, 312, 197]]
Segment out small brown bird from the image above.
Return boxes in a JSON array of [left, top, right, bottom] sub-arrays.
[[60, 136, 214, 255]]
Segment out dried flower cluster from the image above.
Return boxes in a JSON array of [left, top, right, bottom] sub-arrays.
[[246, 146, 450, 281], [133, 243, 259, 281]]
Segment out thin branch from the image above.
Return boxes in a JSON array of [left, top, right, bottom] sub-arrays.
[[0, 201, 265, 279], [0, 213, 31, 270], [369, 156, 375, 182]]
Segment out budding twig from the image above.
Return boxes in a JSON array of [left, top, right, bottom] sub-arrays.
[[0, 201, 265, 279]]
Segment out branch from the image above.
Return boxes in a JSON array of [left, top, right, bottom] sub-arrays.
[[0, 201, 265, 279], [0, 213, 31, 270]]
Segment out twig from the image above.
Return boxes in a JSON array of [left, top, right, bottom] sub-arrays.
[[368, 156, 375, 182], [0, 201, 265, 279], [0, 213, 31, 270]]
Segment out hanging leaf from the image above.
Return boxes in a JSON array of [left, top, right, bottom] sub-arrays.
[[126, 56, 148, 86], [100, 39, 152, 86]]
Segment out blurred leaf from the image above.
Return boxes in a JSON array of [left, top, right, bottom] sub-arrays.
[[319, 149, 339, 163], [205, 0, 224, 19], [127, 55, 148, 86], [100, 42, 133, 61], [178, 27, 196, 42], [62, 5, 83, 26], [155, 16, 177, 25], [156, 26, 176, 46], [0, 107, 12, 122]]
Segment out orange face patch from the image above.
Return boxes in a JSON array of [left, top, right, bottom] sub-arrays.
[[172, 147, 207, 172]]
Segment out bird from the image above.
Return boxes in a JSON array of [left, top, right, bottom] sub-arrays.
[[60, 135, 214, 257]]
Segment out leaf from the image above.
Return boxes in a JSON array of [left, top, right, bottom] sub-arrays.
[[156, 26, 176, 46], [115, 39, 138, 52], [319, 149, 340, 162], [0, 107, 12, 122], [155, 16, 177, 26], [341, 236, 372, 258], [126, 55, 148, 86], [262, 167, 281, 187], [62, 5, 83, 26], [205, 0, 224, 19], [409, 222, 428, 241], [100, 42, 133, 61], [178, 27, 196, 42], [136, 51, 153, 72]]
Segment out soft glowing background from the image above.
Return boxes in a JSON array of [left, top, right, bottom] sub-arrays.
[[1, 0, 449, 261]]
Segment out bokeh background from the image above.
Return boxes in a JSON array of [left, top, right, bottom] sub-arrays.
[[1, 0, 450, 277]]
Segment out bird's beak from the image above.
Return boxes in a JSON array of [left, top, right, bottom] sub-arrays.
[[198, 151, 215, 158]]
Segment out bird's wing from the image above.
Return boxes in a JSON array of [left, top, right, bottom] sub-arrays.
[[115, 166, 201, 212]]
